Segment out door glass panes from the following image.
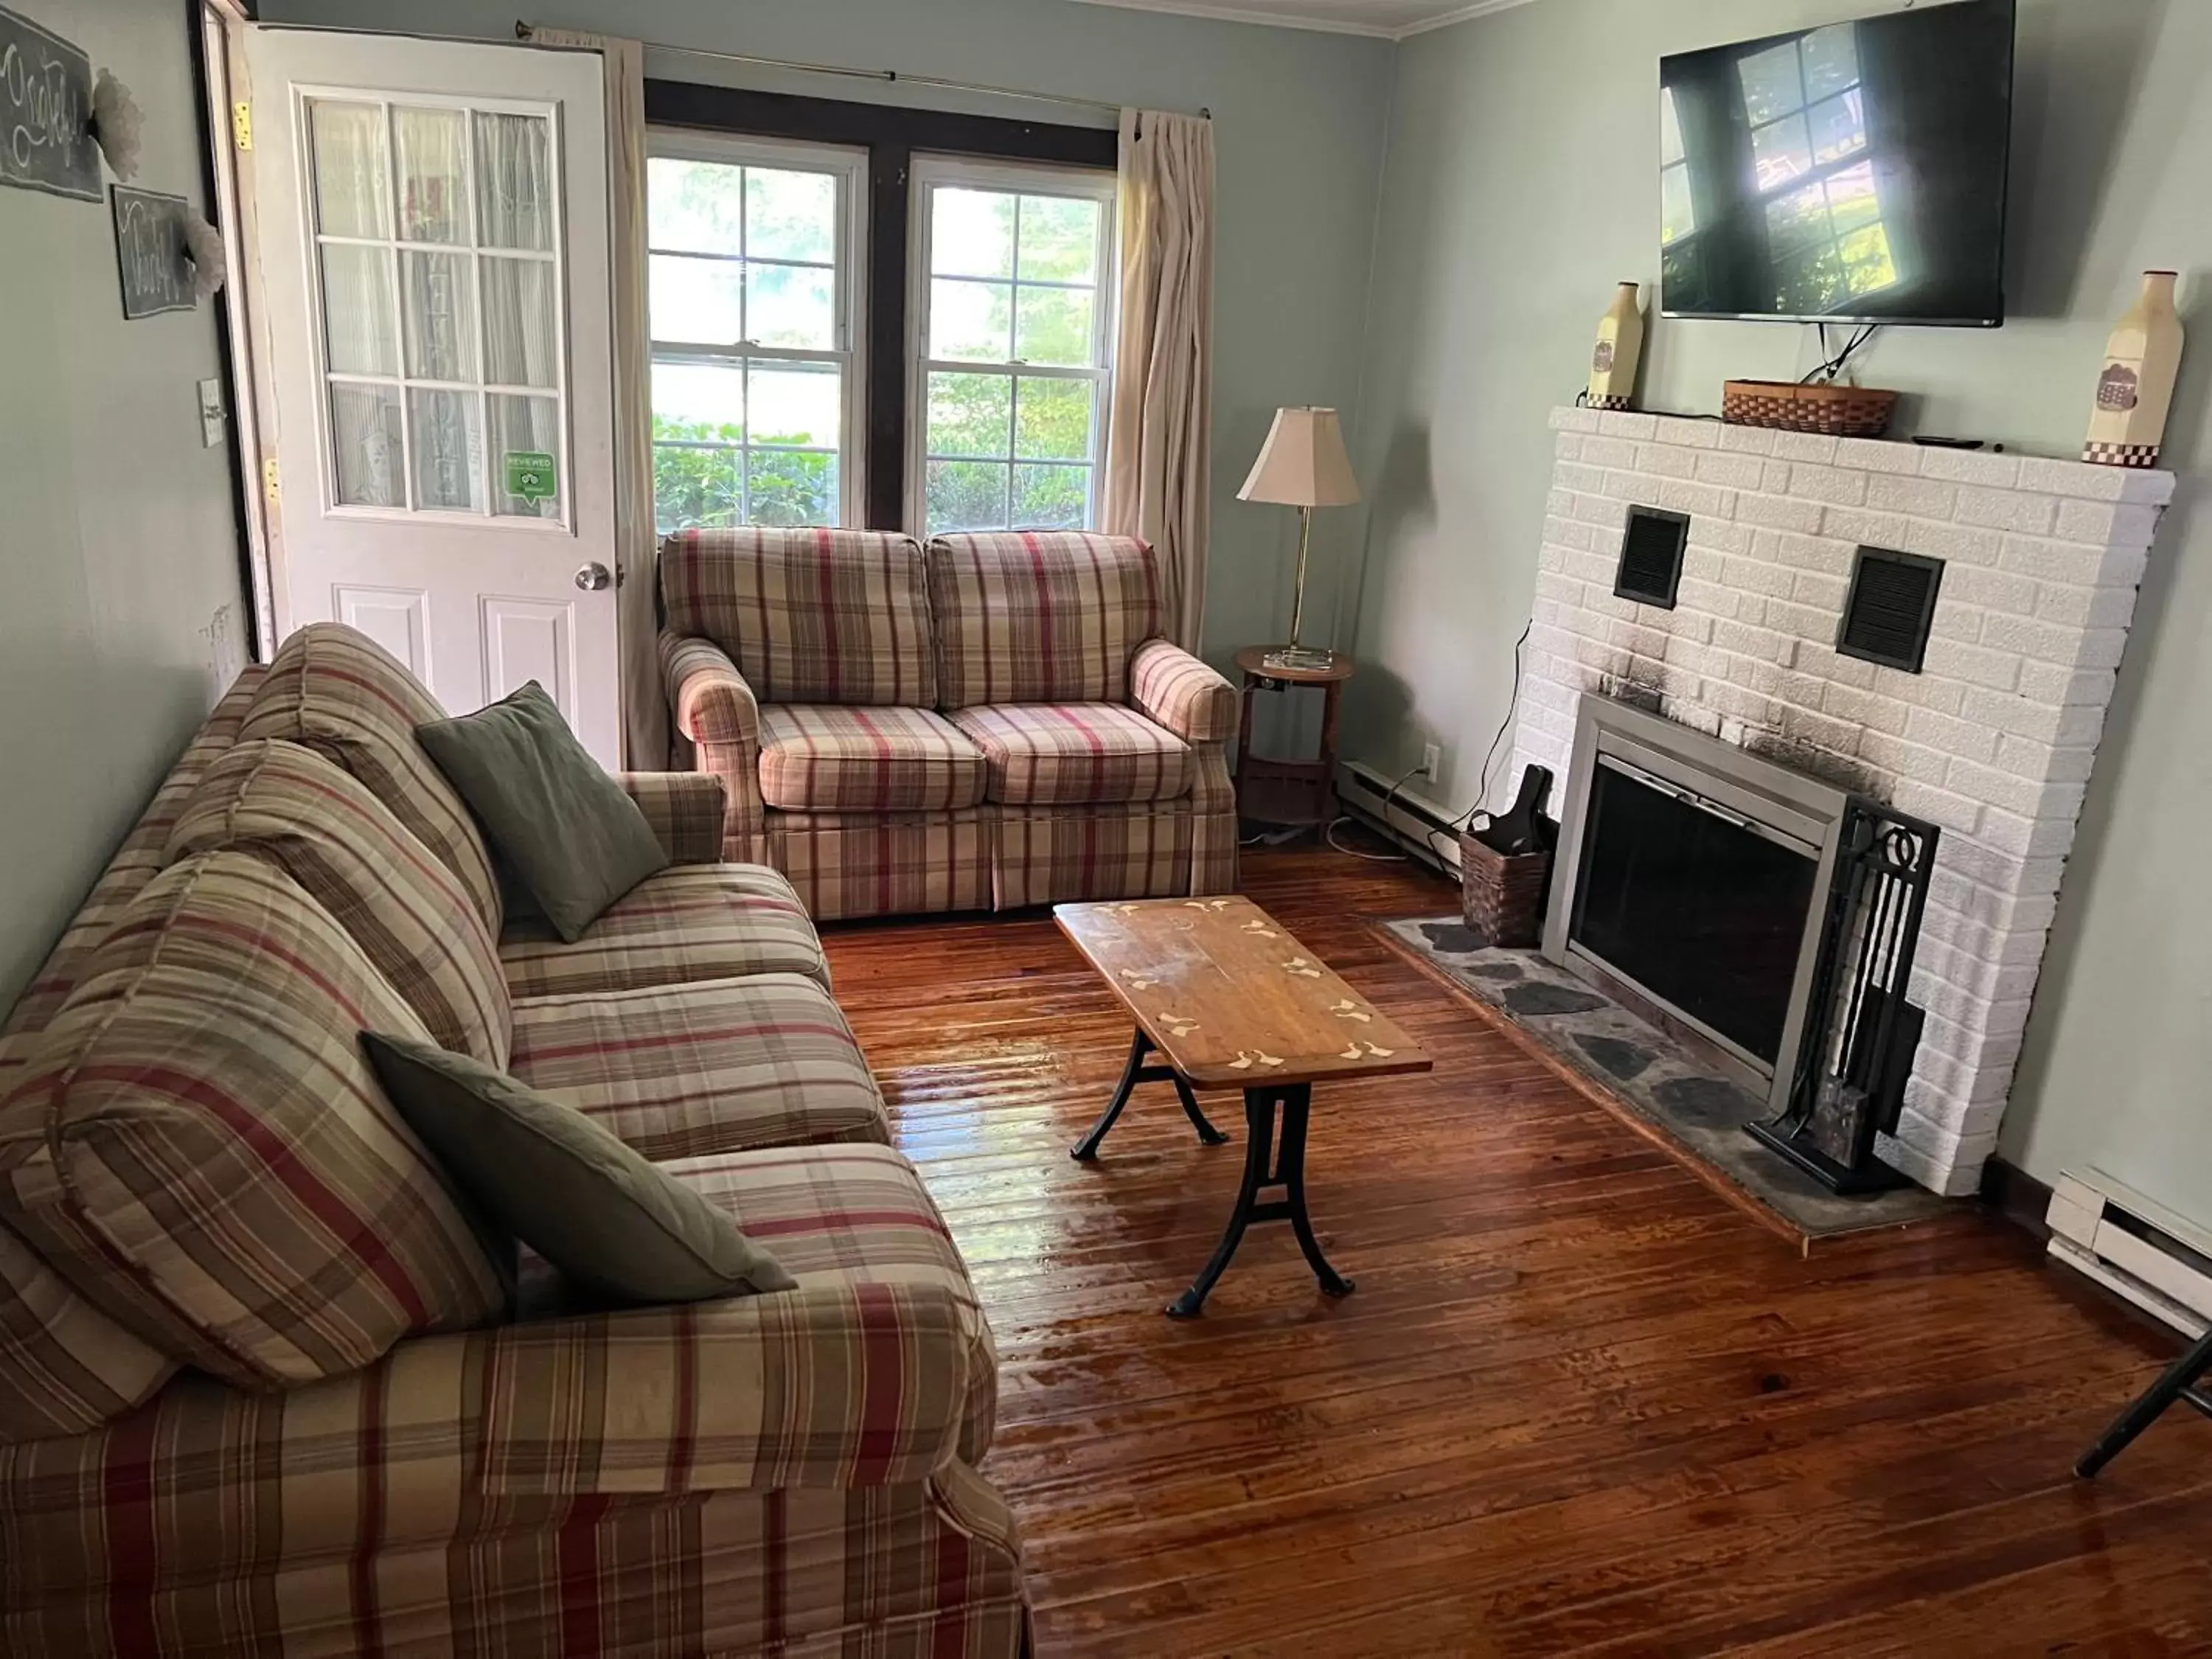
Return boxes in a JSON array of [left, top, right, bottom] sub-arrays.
[[305, 97, 566, 520], [483, 257, 557, 387], [320, 244, 397, 375], [918, 178, 1107, 535], [490, 394, 562, 518], [409, 388, 481, 511], [402, 250, 477, 380], [308, 101, 388, 238], [330, 383, 403, 507], [648, 150, 853, 531], [475, 112, 554, 251], [394, 106, 466, 243]]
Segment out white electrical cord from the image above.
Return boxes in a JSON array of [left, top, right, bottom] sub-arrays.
[[1325, 761, 1427, 862]]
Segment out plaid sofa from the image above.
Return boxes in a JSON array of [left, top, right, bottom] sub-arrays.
[[661, 529, 1239, 921], [0, 625, 1029, 1655]]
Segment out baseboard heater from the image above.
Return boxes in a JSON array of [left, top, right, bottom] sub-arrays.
[[2047, 1170, 2212, 1338], [1336, 761, 1463, 875]]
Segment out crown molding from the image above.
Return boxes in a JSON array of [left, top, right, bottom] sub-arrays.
[[1064, 0, 1545, 43], [1394, 0, 1544, 38], [1062, 0, 1399, 40]]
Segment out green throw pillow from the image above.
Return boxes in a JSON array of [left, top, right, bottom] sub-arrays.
[[360, 1032, 797, 1305], [416, 681, 667, 942]]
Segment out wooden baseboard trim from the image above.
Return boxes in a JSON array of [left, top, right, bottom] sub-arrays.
[[1980, 1156, 2054, 1242]]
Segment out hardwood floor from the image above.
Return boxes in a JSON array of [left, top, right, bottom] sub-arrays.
[[820, 845, 2212, 1657]]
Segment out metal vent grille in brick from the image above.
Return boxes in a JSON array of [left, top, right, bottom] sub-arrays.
[[1837, 546, 1944, 673], [1614, 506, 1689, 608]]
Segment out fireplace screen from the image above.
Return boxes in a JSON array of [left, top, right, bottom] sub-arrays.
[[1569, 761, 1819, 1066]]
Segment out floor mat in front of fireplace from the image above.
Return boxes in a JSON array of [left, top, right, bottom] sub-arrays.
[[1377, 917, 1952, 1245]]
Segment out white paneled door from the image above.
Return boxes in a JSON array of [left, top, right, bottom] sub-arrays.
[[244, 27, 620, 765]]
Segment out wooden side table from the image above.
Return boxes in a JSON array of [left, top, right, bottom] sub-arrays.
[[1233, 645, 1355, 833]]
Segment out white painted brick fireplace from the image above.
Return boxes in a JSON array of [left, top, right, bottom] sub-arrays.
[[1509, 406, 2176, 1197]]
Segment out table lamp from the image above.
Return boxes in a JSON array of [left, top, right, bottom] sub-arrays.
[[1238, 406, 1361, 672]]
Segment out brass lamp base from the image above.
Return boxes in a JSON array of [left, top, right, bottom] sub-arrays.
[[1263, 645, 1338, 672]]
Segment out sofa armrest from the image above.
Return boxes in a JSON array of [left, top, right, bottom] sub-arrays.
[[473, 1281, 977, 1496], [43, 1277, 983, 1550], [661, 631, 760, 750], [615, 772, 728, 865], [1128, 639, 1237, 745], [659, 631, 765, 858]]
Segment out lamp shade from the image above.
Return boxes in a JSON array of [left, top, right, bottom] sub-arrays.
[[1237, 406, 1361, 508]]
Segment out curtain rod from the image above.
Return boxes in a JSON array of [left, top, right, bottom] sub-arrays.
[[514, 19, 1210, 122]]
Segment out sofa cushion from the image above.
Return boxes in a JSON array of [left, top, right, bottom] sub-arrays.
[[661, 527, 937, 707], [758, 703, 987, 813], [0, 853, 509, 1388], [499, 863, 830, 1001], [950, 703, 1194, 805], [0, 1222, 176, 1444], [509, 974, 890, 1161], [927, 532, 1164, 708], [658, 1143, 997, 1464], [167, 740, 512, 1069], [764, 807, 994, 924], [240, 622, 502, 933], [362, 1034, 798, 1306]]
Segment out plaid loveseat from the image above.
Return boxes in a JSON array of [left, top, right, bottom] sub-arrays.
[[0, 625, 1029, 1655], [661, 529, 1239, 920]]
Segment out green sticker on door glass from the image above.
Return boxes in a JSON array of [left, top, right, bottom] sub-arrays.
[[504, 451, 557, 501]]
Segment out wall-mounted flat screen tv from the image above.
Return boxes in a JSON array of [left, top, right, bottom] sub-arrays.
[[1659, 0, 2014, 326]]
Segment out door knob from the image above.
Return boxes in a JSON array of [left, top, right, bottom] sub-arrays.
[[574, 562, 612, 591]]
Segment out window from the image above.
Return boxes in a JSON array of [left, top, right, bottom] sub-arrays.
[[304, 96, 568, 521], [911, 159, 1116, 536], [641, 80, 1121, 532], [1736, 24, 1896, 314], [646, 136, 865, 531]]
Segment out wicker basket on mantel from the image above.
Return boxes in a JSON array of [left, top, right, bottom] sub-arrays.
[[1723, 378, 1898, 437]]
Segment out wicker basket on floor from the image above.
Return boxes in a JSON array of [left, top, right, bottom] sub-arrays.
[[1722, 378, 1897, 437], [1458, 829, 1553, 949]]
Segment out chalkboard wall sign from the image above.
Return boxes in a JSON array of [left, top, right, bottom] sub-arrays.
[[111, 185, 195, 319], [0, 5, 100, 203]]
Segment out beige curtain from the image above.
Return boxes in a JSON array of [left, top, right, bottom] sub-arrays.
[[524, 27, 665, 768], [1105, 110, 1216, 654]]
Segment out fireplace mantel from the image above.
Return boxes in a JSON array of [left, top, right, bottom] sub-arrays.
[[1508, 407, 2175, 1196]]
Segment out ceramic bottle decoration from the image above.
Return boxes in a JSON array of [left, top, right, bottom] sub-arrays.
[[1588, 282, 1646, 411], [2084, 271, 2183, 467]]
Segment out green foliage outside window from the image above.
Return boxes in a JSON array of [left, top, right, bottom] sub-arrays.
[[653, 415, 837, 532]]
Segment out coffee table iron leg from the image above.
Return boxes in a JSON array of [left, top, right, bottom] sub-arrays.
[[1168, 1091, 1278, 1318], [1167, 1083, 1354, 1316], [1280, 1087, 1355, 1297], [1071, 1028, 1227, 1161]]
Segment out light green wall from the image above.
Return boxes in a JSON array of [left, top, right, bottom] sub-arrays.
[[1345, 0, 2212, 1217], [0, 0, 248, 1014], [262, 0, 1398, 688]]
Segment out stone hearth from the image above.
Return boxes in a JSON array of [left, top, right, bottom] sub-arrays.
[[1510, 407, 2175, 1197], [1381, 916, 1945, 1240]]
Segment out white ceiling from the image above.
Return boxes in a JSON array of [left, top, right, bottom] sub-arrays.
[[1065, 0, 1540, 42]]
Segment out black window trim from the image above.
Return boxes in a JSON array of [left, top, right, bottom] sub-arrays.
[[642, 80, 1118, 532]]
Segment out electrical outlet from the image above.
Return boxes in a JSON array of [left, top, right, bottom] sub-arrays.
[[1419, 742, 1441, 780]]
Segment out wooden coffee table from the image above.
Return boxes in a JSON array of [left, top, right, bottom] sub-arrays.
[[1054, 895, 1431, 1316]]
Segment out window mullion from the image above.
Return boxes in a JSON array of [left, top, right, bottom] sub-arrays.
[[736, 165, 751, 350]]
